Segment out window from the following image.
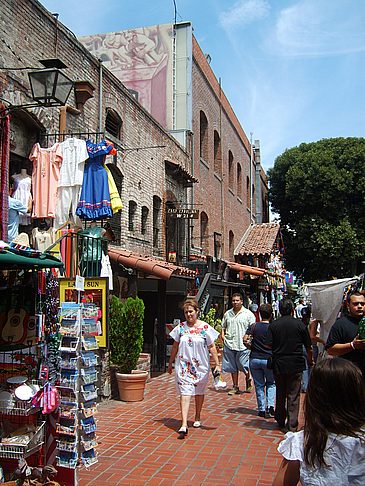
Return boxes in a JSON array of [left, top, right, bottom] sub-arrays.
[[200, 211, 209, 252], [228, 151, 234, 189], [105, 163, 123, 244], [128, 201, 137, 231], [153, 196, 162, 248], [213, 232, 222, 259], [199, 111, 208, 162], [214, 130, 222, 175], [229, 230, 234, 260], [141, 206, 149, 235], [237, 163, 242, 199], [246, 176, 250, 208], [105, 109, 122, 139]]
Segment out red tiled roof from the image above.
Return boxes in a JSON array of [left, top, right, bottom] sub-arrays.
[[236, 223, 280, 256], [108, 247, 196, 280]]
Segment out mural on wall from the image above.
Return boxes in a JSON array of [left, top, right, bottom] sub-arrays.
[[81, 24, 173, 128]]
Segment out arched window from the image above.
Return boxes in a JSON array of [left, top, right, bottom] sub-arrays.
[[141, 206, 149, 235], [199, 111, 208, 162], [228, 151, 234, 189], [237, 163, 242, 199], [229, 230, 234, 260], [214, 130, 222, 175], [128, 201, 137, 231], [105, 108, 122, 140], [153, 196, 162, 249], [200, 211, 209, 252], [105, 163, 123, 244]]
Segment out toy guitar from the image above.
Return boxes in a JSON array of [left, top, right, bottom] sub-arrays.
[[1, 307, 28, 344]]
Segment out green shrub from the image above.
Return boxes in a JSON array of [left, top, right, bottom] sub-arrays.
[[109, 295, 145, 373], [201, 307, 223, 348]]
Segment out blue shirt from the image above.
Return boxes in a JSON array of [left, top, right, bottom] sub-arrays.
[[8, 196, 28, 242]]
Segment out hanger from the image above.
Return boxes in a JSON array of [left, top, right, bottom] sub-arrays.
[[56, 220, 82, 232]]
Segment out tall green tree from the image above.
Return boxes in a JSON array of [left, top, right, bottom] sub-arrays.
[[268, 137, 365, 282]]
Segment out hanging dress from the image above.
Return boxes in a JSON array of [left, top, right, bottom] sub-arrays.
[[12, 173, 32, 225], [76, 140, 114, 220], [104, 165, 123, 213]]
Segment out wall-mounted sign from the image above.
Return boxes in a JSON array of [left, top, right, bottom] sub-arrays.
[[167, 208, 199, 219]]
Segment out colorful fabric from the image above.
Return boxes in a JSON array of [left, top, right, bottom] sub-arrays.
[[29, 143, 63, 218], [104, 165, 123, 213], [169, 321, 219, 396], [0, 109, 10, 241], [76, 140, 113, 220]]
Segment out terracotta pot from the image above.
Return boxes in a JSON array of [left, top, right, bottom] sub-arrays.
[[115, 369, 148, 402]]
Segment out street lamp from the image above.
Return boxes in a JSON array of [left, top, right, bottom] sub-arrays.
[[0, 58, 74, 117]]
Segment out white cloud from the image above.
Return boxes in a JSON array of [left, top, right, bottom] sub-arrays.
[[268, 0, 365, 57], [219, 0, 270, 30]]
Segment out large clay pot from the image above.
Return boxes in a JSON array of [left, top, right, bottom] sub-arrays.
[[115, 369, 148, 402]]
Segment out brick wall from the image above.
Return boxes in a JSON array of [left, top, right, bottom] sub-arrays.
[[192, 37, 253, 260], [0, 0, 191, 259]]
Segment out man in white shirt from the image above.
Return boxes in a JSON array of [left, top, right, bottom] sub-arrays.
[[221, 293, 256, 394]]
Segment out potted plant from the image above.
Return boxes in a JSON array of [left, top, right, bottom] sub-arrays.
[[201, 307, 223, 364], [109, 295, 147, 401]]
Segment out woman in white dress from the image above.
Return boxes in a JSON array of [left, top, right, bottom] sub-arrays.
[[168, 299, 221, 439], [273, 357, 365, 485]]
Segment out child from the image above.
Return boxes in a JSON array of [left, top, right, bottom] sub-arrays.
[[273, 358, 365, 485]]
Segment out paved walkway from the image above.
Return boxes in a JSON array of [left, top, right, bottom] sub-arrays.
[[79, 373, 304, 485]]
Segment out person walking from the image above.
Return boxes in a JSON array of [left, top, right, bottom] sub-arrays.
[[243, 303, 276, 417], [221, 293, 255, 395], [266, 298, 313, 432], [326, 291, 365, 378], [167, 298, 221, 439], [273, 358, 365, 485]]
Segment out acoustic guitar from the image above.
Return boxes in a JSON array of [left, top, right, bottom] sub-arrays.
[[1, 307, 28, 344]]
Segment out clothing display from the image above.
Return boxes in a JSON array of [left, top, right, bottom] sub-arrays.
[[29, 143, 63, 219], [278, 430, 365, 486], [76, 140, 114, 220], [100, 253, 113, 290], [104, 165, 123, 213], [8, 196, 28, 242], [12, 171, 32, 225], [79, 225, 106, 277], [31, 227, 55, 252], [55, 138, 89, 228], [169, 321, 218, 395]]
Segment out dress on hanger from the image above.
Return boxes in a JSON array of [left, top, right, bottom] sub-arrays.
[[104, 165, 123, 213], [31, 227, 55, 252], [55, 138, 88, 229], [76, 140, 114, 220], [29, 143, 63, 219], [12, 173, 32, 225]]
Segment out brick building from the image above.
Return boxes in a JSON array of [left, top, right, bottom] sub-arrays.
[[0, 0, 197, 370], [80, 22, 269, 265]]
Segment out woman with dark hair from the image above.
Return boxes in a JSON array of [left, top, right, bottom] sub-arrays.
[[168, 299, 221, 439], [273, 358, 365, 485]]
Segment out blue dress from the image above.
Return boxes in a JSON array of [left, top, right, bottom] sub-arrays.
[[76, 140, 113, 220]]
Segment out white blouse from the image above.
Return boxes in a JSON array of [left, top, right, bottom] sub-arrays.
[[278, 430, 365, 486]]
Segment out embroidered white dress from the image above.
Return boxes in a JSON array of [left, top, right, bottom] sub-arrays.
[[170, 321, 219, 396], [278, 430, 365, 486]]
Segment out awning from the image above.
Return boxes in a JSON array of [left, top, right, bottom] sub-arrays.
[[108, 247, 196, 280], [0, 249, 64, 269], [227, 262, 266, 276]]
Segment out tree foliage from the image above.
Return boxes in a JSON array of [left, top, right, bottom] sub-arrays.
[[268, 137, 365, 281]]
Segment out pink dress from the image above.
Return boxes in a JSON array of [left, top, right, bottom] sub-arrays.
[[30, 143, 63, 218]]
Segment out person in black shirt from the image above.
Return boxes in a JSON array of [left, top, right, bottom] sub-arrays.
[[266, 299, 313, 433], [326, 291, 365, 378], [244, 303, 275, 418]]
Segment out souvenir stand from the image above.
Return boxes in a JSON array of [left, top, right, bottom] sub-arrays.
[[0, 244, 64, 483]]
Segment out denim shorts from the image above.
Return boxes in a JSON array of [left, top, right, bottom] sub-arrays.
[[222, 345, 250, 373]]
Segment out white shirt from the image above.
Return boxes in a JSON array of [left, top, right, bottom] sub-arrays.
[[58, 138, 88, 187], [278, 429, 365, 486], [222, 306, 256, 351]]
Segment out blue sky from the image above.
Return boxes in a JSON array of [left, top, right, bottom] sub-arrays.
[[41, 0, 365, 171]]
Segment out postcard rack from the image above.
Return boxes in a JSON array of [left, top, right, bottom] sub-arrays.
[[56, 302, 99, 470]]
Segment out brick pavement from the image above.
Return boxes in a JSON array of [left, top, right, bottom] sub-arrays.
[[79, 373, 304, 485]]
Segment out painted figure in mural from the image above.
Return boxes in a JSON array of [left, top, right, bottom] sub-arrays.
[[168, 299, 220, 439], [221, 293, 255, 395], [124, 30, 163, 66]]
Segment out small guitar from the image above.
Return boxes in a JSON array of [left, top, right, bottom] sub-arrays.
[[1, 308, 28, 344]]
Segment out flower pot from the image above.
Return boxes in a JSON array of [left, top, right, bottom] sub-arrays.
[[115, 369, 148, 402]]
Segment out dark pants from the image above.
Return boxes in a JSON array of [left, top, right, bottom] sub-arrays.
[[274, 372, 302, 431]]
